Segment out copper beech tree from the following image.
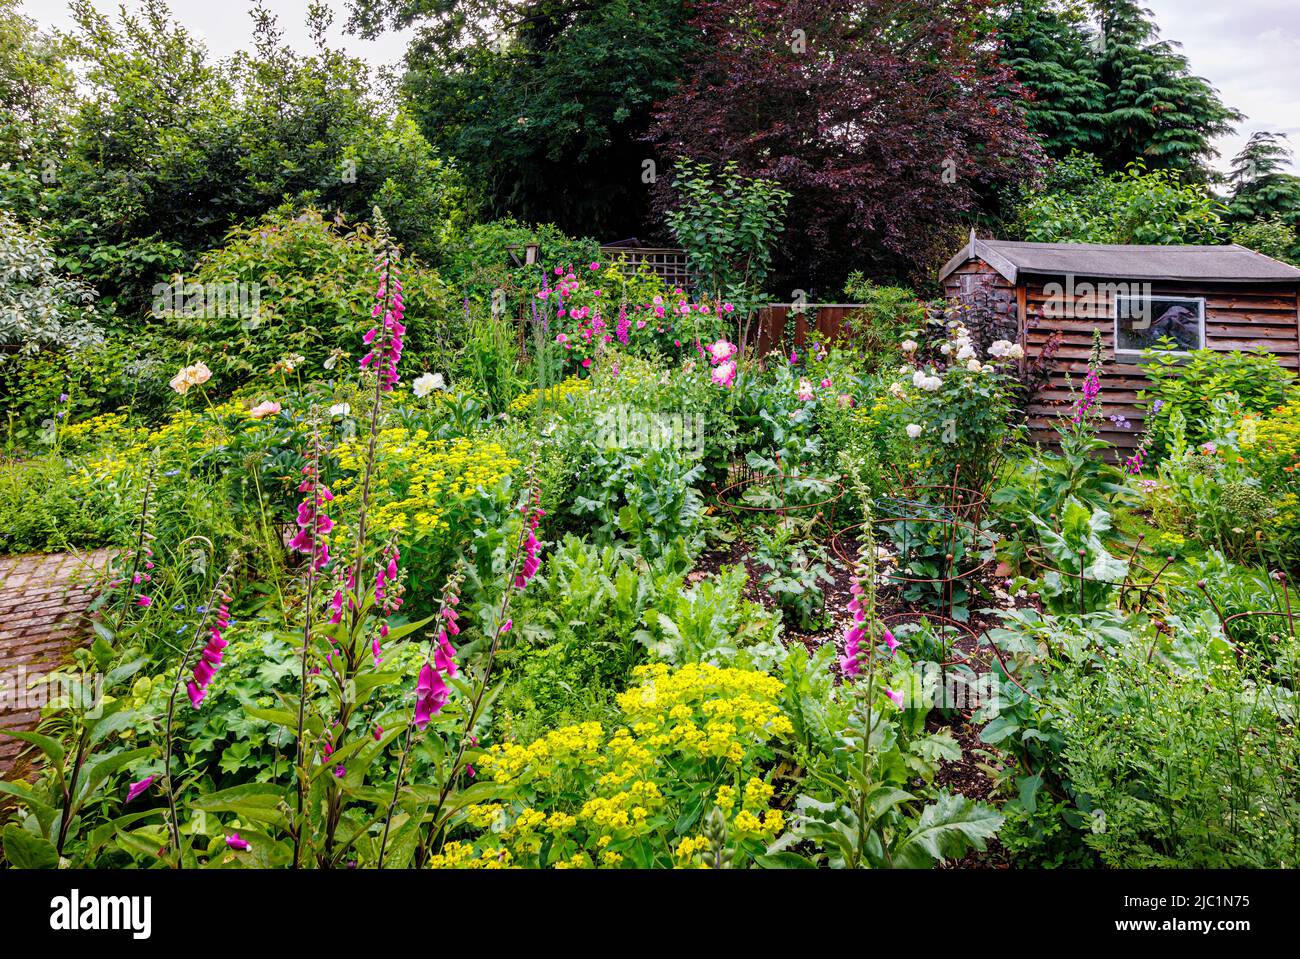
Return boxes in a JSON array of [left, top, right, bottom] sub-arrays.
[[650, 0, 1043, 292]]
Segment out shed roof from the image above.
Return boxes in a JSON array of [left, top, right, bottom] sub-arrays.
[[940, 237, 1300, 285]]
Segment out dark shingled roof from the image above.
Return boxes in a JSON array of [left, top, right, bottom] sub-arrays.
[[940, 238, 1300, 285]]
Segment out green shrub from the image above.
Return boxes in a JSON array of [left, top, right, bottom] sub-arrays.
[[0, 456, 111, 553], [1140, 346, 1295, 454], [158, 207, 451, 385], [440, 217, 601, 312]]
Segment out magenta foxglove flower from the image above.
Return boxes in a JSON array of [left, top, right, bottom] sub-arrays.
[[434, 630, 458, 678], [188, 599, 231, 709], [885, 689, 904, 709], [514, 499, 545, 590], [225, 833, 251, 851], [414, 663, 449, 730], [125, 776, 155, 803], [840, 623, 863, 677], [289, 463, 334, 571], [360, 256, 406, 391], [884, 630, 899, 655]]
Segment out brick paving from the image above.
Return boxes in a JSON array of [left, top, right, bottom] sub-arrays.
[[0, 550, 112, 777]]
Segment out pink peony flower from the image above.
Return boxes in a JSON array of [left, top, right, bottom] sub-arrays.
[[248, 400, 281, 420], [706, 339, 738, 365], [711, 360, 737, 388]]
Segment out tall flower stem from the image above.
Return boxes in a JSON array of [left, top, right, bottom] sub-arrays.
[[348, 258, 397, 600], [319, 239, 401, 867], [292, 417, 323, 869], [417, 448, 540, 865], [161, 560, 236, 866], [377, 566, 463, 868], [115, 458, 158, 633]]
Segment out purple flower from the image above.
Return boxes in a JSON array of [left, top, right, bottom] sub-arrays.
[[225, 833, 251, 852], [188, 600, 231, 709], [125, 776, 155, 803], [414, 663, 448, 730]]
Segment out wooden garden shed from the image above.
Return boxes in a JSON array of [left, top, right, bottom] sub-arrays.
[[939, 237, 1300, 452]]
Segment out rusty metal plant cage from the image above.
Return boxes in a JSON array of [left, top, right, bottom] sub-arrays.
[[712, 459, 846, 538], [831, 478, 997, 668]]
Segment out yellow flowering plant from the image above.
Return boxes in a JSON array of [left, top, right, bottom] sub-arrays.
[[431, 662, 795, 868]]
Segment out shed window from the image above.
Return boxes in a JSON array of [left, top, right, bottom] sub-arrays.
[[1114, 294, 1205, 357]]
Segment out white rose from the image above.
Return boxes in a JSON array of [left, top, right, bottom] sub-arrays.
[[328, 402, 351, 417], [967, 359, 983, 373], [922, 374, 943, 392], [413, 372, 446, 398], [889, 382, 907, 399], [906, 424, 924, 439], [901, 340, 918, 354], [1007, 344, 1025, 360], [912, 370, 927, 389], [956, 344, 976, 362], [989, 340, 1012, 358], [940, 343, 952, 355]]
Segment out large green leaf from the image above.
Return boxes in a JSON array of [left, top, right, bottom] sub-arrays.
[[893, 793, 1003, 868], [2, 824, 58, 869]]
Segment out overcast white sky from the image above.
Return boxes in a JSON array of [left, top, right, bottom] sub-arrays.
[[19, 0, 1300, 173]]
